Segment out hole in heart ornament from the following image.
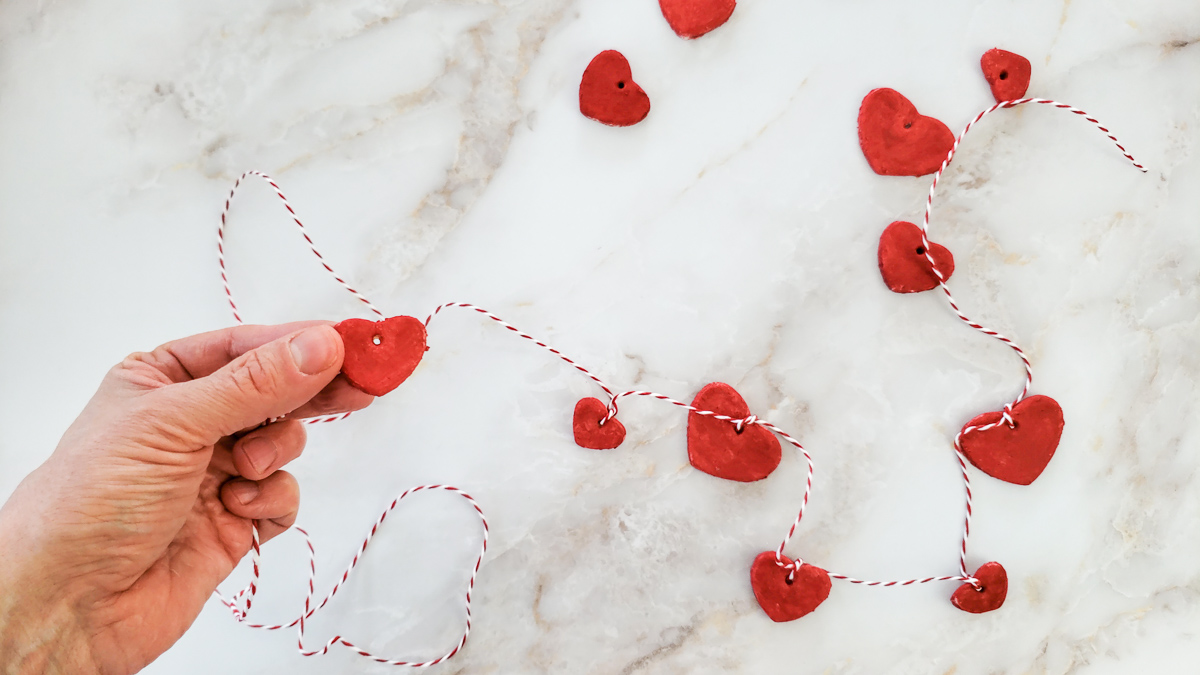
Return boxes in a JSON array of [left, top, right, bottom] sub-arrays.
[[687, 383, 781, 482], [980, 49, 1031, 103], [658, 0, 736, 39], [959, 395, 1065, 486], [334, 316, 428, 397], [877, 221, 956, 293], [857, 88, 955, 177], [579, 50, 650, 127]]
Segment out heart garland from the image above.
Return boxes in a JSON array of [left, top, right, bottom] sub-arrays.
[[857, 50, 1147, 617], [215, 51, 1148, 656]]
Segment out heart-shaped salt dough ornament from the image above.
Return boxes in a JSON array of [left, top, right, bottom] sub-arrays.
[[579, 50, 650, 127], [572, 397, 626, 450], [951, 562, 1008, 614], [658, 0, 736, 39], [981, 48, 1032, 103], [959, 395, 1065, 486], [686, 383, 781, 482], [334, 316, 428, 397], [750, 552, 832, 622], [878, 221, 956, 293], [858, 88, 955, 177]]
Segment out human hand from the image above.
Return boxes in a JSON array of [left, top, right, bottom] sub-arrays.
[[0, 323, 374, 674]]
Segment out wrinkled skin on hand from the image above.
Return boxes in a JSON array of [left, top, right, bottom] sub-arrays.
[[0, 322, 374, 674]]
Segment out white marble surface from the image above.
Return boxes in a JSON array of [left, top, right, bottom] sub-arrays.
[[2, 0, 1199, 672]]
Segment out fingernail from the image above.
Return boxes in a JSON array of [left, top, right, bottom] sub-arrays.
[[240, 437, 279, 475], [290, 326, 338, 375], [230, 480, 260, 505]]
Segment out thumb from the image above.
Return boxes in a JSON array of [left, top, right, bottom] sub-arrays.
[[153, 324, 345, 445]]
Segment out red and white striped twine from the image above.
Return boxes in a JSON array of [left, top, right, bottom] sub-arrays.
[[217, 111, 1145, 642], [215, 485, 488, 667], [916, 98, 1145, 578]]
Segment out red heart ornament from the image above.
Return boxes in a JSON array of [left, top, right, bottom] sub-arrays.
[[572, 397, 626, 450], [579, 50, 651, 127], [878, 220, 956, 293], [750, 552, 832, 622], [686, 383, 781, 482], [658, 0, 736, 39], [334, 316, 428, 397], [858, 88, 955, 177], [959, 395, 1065, 486], [980, 48, 1031, 103], [951, 562, 1008, 614]]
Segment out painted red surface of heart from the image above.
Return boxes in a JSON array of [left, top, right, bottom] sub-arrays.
[[951, 562, 1008, 613], [334, 316, 428, 397], [686, 382, 781, 482], [959, 395, 1065, 485], [980, 48, 1032, 103], [658, 0, 736, 39], [750, 552, 832, 622], [579, 50, 651, 127], [877, 220, 956, 293], [572, 397, 626, 450], [858, 88, 955, 177]]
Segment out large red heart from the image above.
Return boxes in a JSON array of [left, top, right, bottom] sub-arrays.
[[658, 0, 736, 39], [980, 48, 1031, 103], [579, 50, 650, 127], [858, 88, 955, 177], [686, 383, 781, 482], [750, 552, 832, 622], [878, 220, 956, 293], [959, 395, 1065, 486], [951, 562, 1008, 614], [334, 316, 428, 397], [572, 397, 626, 450]]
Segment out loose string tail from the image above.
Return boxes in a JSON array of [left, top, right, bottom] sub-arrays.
[[916, 98, 1146, 577], [219, 170, 385, 424], [215, 485, 489, 667]]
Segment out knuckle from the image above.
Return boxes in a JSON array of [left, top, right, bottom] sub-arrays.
[[230, 350, 283, 399]]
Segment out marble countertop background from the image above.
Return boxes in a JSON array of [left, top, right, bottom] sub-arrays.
[[2, 0, 1199, 672]]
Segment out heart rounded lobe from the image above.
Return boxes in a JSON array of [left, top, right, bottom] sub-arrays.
[[750, 552, 832, 622], [579, 50, 650, 127], [951, 562, 1008, 614], [878, 220, 956, 293], [658, 0, 736, 39], [334, 316, 428, 397], [959, 395, 1065, 486], [858, 88, 955, 177], [686, 383, 781, 482], [981, 49, 1031, 103], [572, 397, 626, 450]]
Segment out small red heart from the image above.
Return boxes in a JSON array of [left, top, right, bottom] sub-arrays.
[[980, 49, 1031, 103], [579, 50, 650, 127], [334, 316, 428, 397], [658, 0, 736, 39], [878, 221, 956, 293], [572, 397, 626, 450], [951, 562, 1008, 614], [959, 395, 1065, 486], [750, 552, 832, 622], [858, 88, 955, 177], [686, 383, 781, 482]]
